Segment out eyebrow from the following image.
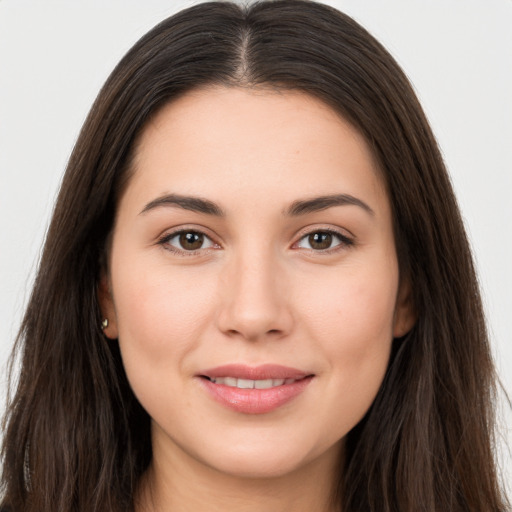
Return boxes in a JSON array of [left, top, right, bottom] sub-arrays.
[[286, 194, 375, 216], [140, 194, 225, 216], [139, 192, 374, 217]]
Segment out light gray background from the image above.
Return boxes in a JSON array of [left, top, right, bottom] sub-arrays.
[[1, 0, 511, 492]]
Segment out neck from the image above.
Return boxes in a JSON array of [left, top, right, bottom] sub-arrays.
[[136, 434, 343, 512]]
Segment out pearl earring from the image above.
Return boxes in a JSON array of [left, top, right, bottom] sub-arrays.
[[101, 318, 109, 330]]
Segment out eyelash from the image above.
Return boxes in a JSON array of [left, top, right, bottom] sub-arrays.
[[157, 229, 219, 256], [294, 228, 354, 253], [157, 227, 354, 256]]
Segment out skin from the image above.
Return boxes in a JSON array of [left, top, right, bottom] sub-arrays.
[[100, 86, 415, 512]]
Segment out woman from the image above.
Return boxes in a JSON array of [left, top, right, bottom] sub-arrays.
[[1, 1, 509, 511]]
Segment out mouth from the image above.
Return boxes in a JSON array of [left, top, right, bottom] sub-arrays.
[[202, 376, 300, 389], [197, 364, 315, 414], [199, 363, 311, 380]]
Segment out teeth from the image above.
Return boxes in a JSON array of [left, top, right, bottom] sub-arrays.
[[210, 377, 295, 389], [255, 379, 273, 389], [224, 377, 237, 387], [237, 378, 253, 389]]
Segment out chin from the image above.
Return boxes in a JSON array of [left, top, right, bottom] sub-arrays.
[[207, 453, 312, 480], [194, 433, 342, 481]]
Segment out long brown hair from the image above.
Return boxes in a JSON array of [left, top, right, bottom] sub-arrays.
[[1, 1, 509, 511]]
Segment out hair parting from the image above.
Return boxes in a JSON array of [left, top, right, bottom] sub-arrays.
[[1, 2, 509, 511]]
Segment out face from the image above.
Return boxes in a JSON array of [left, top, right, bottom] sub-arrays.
[[100, 87, 414, 480]]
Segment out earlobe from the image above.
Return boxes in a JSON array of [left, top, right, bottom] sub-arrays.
[[97, 274, 119, 339], [393, 278, 416, 338]]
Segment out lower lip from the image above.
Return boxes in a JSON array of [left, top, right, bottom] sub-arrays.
[[198, 376, 313, 414]]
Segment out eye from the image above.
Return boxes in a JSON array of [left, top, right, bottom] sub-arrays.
[[296, 230, 353, 251], [159, 230, 217, 253]]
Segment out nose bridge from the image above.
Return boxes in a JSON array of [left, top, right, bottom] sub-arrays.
[[217, 242, 292, 340]]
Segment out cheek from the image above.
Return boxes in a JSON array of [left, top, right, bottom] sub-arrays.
[[111, 262, 215, 396], [301, 260, 398, 347], [297, 261, 398, 426]]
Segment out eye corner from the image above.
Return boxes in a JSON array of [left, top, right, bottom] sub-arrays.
[[156, 227, 221, 256], [293, 227, 355, 254]]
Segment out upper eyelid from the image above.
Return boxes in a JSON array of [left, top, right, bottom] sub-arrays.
[[294, 230, 352, 247], [157, 229, 220, 256], [156, 225, 354, 248], [293, 224, 354, 242], [158, 225, 218, 242]]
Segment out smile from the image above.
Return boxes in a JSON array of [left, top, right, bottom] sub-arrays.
[[198, 364, 314, 414], [205, 377, 297, 389]]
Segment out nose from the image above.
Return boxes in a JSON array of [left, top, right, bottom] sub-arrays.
[[216, 249, 294, 342]]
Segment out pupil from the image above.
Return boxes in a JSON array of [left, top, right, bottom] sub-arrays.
[[179, 232, 203, 250], [309, 232, 332, 250]]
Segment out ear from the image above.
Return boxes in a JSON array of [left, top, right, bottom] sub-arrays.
[[393, 278, 416, 338], [97, 273, 119, 339]]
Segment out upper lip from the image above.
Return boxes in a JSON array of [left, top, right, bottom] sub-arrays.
[[199, 364, 312, 380]]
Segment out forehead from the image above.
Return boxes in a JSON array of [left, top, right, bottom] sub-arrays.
[[124, 86, 388, 216]]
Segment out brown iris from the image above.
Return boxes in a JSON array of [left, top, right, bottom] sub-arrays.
[[179, 232, 204, 250], [308, 232, 333, 250]]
